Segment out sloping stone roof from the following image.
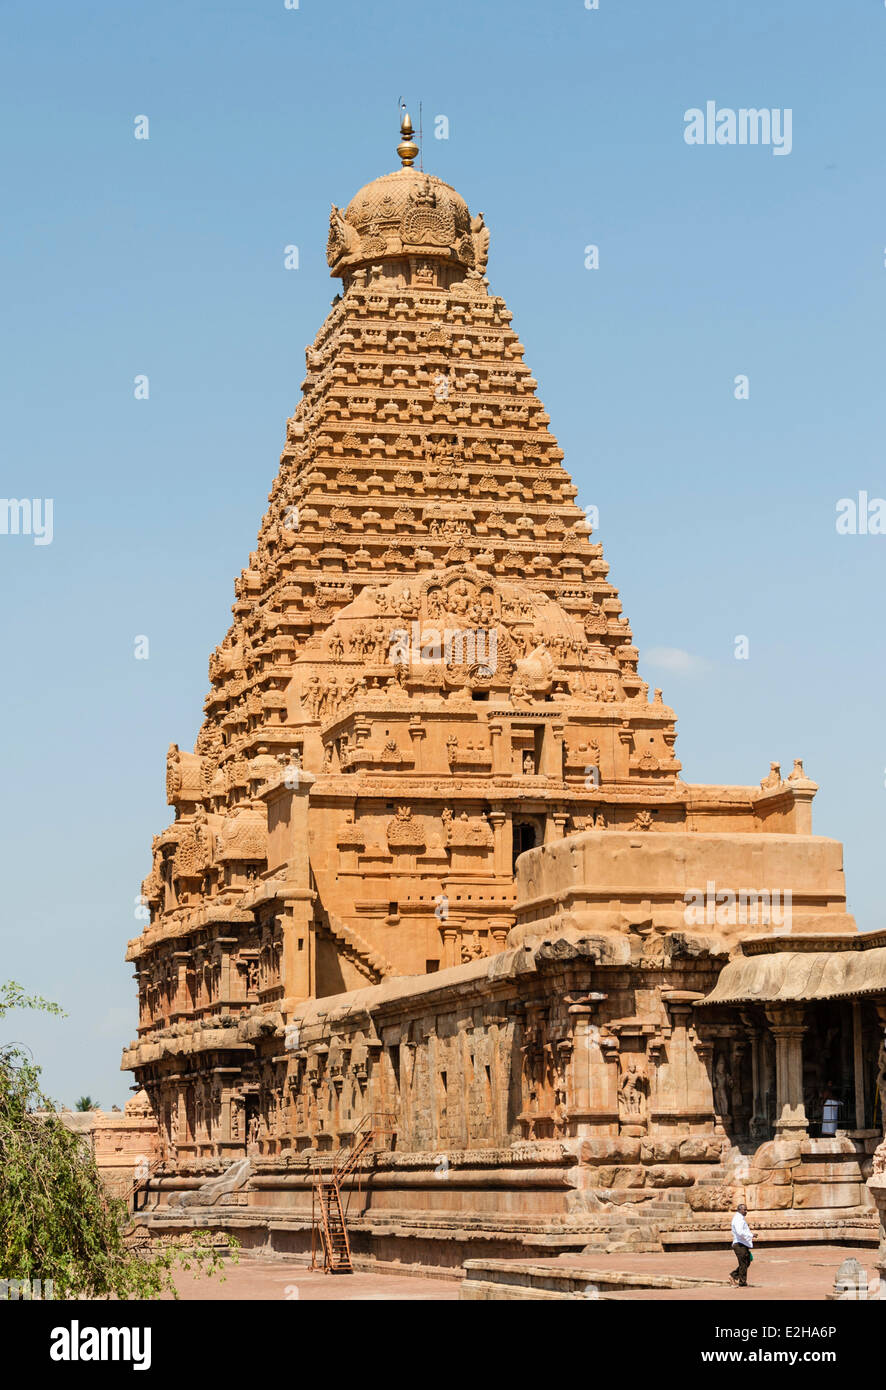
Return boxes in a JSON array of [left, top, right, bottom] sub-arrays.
[[701, 932, 886, 1005]]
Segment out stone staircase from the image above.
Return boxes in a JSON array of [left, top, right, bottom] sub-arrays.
[[323, 912, 394, 983]]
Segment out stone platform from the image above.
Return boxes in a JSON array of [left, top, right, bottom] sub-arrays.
[[459, 1244, 879, 1302], [460, 1257, 729, 1300]]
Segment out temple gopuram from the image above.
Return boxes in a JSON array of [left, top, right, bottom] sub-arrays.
[[123, 114, 886, 1271]]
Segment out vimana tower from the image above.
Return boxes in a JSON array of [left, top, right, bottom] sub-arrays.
[[124, 114, 886, 1269]]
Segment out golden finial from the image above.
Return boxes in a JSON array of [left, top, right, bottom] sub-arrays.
[[397, 105, 419, 168]]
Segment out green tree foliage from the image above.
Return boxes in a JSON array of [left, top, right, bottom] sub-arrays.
[[0, 981, 235, 1298], [75, 1096, 98, 1112]]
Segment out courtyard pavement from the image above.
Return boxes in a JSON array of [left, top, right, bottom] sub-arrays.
[[164, 1258, 460, 1301], [555, 1244, 878, 1301], [162, 1243, 875, 1300]]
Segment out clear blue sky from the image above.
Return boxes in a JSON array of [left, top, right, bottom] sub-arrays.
[[1, 0, 884, 1106]]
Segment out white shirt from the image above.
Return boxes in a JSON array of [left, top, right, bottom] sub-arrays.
[[731, 1212, 754, 1248]]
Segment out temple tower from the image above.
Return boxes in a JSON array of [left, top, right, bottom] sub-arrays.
[[123, 116, 844, 1165]]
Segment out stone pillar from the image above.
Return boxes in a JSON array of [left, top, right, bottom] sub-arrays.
[[616, 720, 634, 783], [853, 1000, 866, 1131], [172, 952, 190, 1015], [259, 767, 316, 1007], [220, 948, 231, 1003], [550, 810, 568, 840], [565, 995, 610, 1136], [281, 894, 315, 1001], [441, 925, 459, 969], [488, 808, 510, 877], [214, 1067, 240, 1147], [216, 937, 237, 1004], [765, 1004, 808, 1139], [488, 720, 511, 776], [568, 1012, 593, 1118], [541, 722, 565, 778], [487, 916, 511, 952], [867, 1140, 886, 1294], [176, 1086, 187, 1151], [543, 812, 566, 846], [408, 717, 425, 772], [658, 995, 710, 1131], [741, 1016, 767, 1139]]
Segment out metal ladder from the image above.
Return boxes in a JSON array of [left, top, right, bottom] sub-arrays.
[[311, 1112, 396, 1274], [316, 1179, 353, 1272]]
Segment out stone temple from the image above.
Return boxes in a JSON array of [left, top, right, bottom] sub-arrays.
[[123, 114, 886, 1275]]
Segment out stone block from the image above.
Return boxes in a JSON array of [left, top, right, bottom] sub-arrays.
[[751, 1140, 801, 1169], [687, 1184, 737, 1212], [579, 1138, 641, 1166], [678, 1138, 724, 1163], [799, 1138, 857, 1157], [595, 1165, 645, 1189], [793, 1161, 863, 1183], [743, 1167, 791, 1187], [641, 1140, 681, 1164], [645, 1165, 694, 1188], [600, 1188, 654, 1205], [792, 1183, 862, 1209], [745, 1183, 793, 1211]]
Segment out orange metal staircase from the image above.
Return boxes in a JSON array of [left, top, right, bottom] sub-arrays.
[[311, 1112, 396, 1273]]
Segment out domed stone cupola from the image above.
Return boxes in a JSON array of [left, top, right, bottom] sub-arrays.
[[326, 107, 489, 289]]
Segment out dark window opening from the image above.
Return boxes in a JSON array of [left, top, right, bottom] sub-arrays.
[[512, 820, 538, 870]]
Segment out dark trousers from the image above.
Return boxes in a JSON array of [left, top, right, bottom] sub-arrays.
[[731, 1243, 752, 1286]]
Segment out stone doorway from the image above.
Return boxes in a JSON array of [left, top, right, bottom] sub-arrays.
[[512, 820, 539, 872]]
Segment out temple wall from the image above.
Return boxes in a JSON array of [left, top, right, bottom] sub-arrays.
[[54, 1107, 162, 1205], [133, 945, 878, 1268], [511, 829, 855, 943]]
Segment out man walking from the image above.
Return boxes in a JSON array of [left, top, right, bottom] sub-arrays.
[[729, 1203, 754, 1287]]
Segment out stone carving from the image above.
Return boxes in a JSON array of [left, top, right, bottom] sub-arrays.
[[386, 806, 425, 851], [618, 1060, 648, 1126], [326, 204, 361, 265], [460, 931, 485, 963], [174, 811, 211, 878], [402, 176, 456, 246], [442, 809, 493, 848], [713, 1054, 732, 1117], [166, 743, 181, 803], [468, 212, 489, 277]]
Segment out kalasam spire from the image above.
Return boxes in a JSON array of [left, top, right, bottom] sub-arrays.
[[396, 105, 419, 167]]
